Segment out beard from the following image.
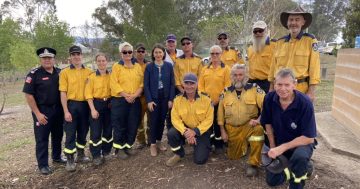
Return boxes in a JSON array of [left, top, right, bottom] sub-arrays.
[[232, 78, 248, 90], [252, 35, 267, 53]]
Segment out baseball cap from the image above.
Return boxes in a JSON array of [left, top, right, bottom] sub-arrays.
[[166, 34, 177, 42], [253, 21, 267, 30], [69, 45, 82, 54], [183, 73, 197, 83]]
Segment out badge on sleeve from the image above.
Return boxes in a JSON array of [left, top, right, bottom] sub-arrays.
[[312, 43, 318, 52], [290, 122, 297, 129], [25, 76, 32, 83]]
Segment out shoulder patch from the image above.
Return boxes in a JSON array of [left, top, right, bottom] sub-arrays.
[[256, 86, 265, 94], [303, 33, 316, 39], [312, 43, 318, 52]]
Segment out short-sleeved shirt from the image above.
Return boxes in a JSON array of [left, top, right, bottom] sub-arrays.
[[23, 66, 61, 106], [260, 90, 317, 146]]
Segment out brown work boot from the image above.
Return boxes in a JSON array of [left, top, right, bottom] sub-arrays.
[[166, 154, 182, 167], [246, 165, 258, 177], [65, 154, 76, 172], [75, 149, 91, 163], [150, 144, 158, 157], [156, 140, 167, 151], [116, 149, 129, 160]]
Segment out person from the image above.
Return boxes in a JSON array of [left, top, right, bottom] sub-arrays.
[[217, 64, 265, 177], [198, 45, 231, 154], [164, 34, 184, 65], [23, 47, 66, 175], [247, 21, 276, 93], [217, 32, 245, 68], [59, 45, 93, 172], [261, 68, 317, 189], [166, 73, 214, 167], [174, 36, 203, 94], [110, 42, 143, 159], [144, 44, 175, 157], [269, 6, 320, 102], [84, 53, 112, 166], [134, 43, 151, 149]]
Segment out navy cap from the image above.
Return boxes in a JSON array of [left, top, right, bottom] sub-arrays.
[[36, 47, 56, 58], [69, 45, 82, 54], [183, 73, 197, 83], [217, 32, 228, 37], [180, 36, 192, 43], [166, 34, 177, 42], [135, 43, 146, 50]]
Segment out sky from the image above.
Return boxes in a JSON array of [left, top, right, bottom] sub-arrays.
[[55, 0, 105, 28]]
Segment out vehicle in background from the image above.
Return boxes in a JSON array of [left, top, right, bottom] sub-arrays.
[[318, 42, 342, 55]]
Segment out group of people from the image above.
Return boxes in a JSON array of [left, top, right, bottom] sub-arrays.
[[23, 6, 319, 189]]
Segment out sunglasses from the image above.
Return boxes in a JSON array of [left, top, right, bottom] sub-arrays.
[[182, 42, 191, 46], [122, 51, 133, 55], [137, 50, 145, 53], [210, 52, 221, 55], [217, 37, 227, 40], [253, 29, 265, 34]]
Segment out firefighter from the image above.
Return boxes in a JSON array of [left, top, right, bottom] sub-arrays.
[[164, 34, 183, 65], [59, 45, 93, 172], [261, 68, 317, 189], [23, 47, 66, 175], [218, 64, 265, 177], [217, 32, 245, 68], [84, 53, 112, 165]]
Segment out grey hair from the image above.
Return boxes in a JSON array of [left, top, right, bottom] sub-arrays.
[[209, 45, 222, 53], [230, 63, 248, 84], [118, 42, 133, 52], [275, 68, 296, 82]]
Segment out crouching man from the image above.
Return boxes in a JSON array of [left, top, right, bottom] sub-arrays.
[[261, 68, 316, 189], [166, 73, 214, 167]]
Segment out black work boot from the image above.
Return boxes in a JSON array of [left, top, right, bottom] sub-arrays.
[[39, 166, 53, 175], [75, 149, 90, 163], [65, 154, 76, 172]]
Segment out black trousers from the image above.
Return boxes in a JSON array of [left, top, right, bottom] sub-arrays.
[[266, 143, 316, 189], [63, 101, 89, 155], [149, 89, 168, 144], [167, 127, 211, 165], [32, 104, 63, 168], [210, 104, 223, 149], [112, 97, 141, 149], [89, 99, 112, 158]]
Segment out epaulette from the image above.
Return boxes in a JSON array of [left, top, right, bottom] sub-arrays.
[[200, 92, 210, 97], [244, 83, 257, 90], [303, 33, 316, 39], [30, 67, 39, 74], [277, 35, 288, 41], [225, 85, 235, 92]]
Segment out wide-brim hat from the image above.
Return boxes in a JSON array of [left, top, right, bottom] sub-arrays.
[[261, 145, 289, 174], [280, 6, 312, 30]]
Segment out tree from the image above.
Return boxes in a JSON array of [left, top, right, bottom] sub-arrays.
[[343, 0, 360, 48], [0, 18, 22, 72], [308, 0, 347, 42], [33, 14, 74, 62], [9, 40, 38, 71], [0, 0, 56, 32]]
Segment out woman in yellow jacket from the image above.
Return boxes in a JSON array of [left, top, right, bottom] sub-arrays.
[[110, 42, 143, 159]]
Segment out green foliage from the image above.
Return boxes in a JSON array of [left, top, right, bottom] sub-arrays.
[[309, 0, 347, 42], [9, 40, 38, 71], [33, 14, 74, 62], [0, 18, 22, 71], [343, 0, 360, 48]]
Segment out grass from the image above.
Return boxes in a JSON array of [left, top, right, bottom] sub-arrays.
[[1, 81, 26, 107], [314, 79, 334, 112], [0, 137, 33, 161]]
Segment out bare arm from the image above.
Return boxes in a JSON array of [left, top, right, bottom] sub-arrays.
[[265, 124, 276, 148], [306, 84, 316, 102], [61, 91, 72, 122], [268, 135, 314, 159], [87, 99, 99, 119]]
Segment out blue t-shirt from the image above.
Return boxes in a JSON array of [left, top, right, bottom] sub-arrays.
[[260, 90, 317, 146]]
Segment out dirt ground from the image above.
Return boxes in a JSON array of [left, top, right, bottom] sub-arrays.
[[1, 60, 359, 189], [1, 104, 360, 189]]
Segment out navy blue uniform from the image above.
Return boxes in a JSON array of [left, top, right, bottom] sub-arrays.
[[23, 66, 64, 169], [261, 90, 317, 189]]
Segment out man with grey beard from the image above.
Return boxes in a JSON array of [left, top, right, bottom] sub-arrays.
[[217, 64, 265, 177], [247, 21, 276, 93]]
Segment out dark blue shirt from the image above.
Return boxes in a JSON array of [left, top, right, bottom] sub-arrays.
[[260, 90, 317, 146]]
